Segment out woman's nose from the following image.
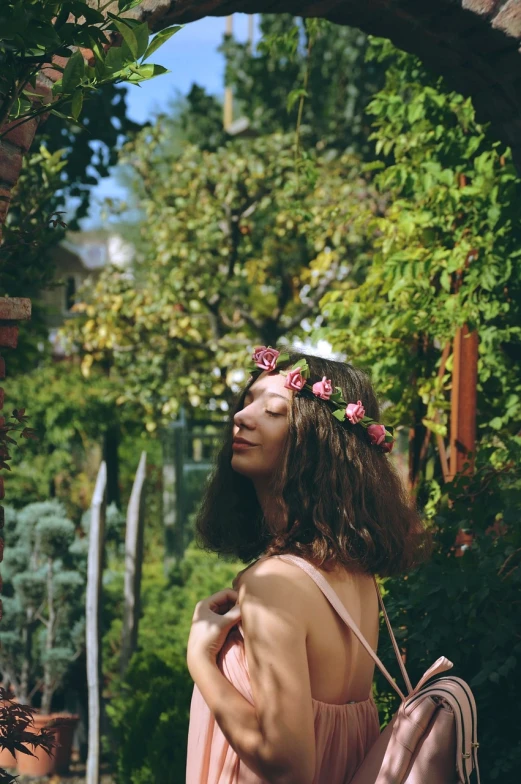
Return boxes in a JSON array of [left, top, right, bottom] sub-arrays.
[[234, 406, 255, 429]]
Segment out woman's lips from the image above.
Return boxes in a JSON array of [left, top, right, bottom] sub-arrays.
[[232, 441, 257, 451]]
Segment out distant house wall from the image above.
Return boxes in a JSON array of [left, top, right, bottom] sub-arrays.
[[39, 244, 102, 331]]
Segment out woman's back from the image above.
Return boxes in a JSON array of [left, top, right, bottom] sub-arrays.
[[187, 554, 381, 783], [236, 555, 380, 705], [299, 561, 379, 704]]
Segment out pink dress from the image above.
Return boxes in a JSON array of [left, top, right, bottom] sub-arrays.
[[186, 555, 380, 783]]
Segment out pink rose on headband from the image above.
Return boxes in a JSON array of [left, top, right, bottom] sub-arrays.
[[381, 439, 395, 453], [312, 376, 333, 400], [252, 346, 280, 372], [345, 400, 366, 424], [367, 423, 386, 445], [284, 368, 306, 392]]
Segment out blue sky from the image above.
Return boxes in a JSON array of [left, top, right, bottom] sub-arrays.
[[81, 15, 258, 228]]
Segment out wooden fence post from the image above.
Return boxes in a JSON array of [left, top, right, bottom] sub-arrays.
[[121, 450, 147, 677], [86, 460, 107, 784]]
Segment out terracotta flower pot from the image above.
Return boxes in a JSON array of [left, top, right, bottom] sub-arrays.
[[16, 711, 80, 777], [0, 694, 19, 770]]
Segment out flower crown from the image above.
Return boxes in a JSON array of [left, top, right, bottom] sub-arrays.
[[249, 346, 395, 453]]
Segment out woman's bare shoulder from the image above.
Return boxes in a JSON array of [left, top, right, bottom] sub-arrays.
[[232, 555, 312, 598]]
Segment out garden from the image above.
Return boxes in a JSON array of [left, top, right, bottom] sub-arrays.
[[0, 2, 520, 783]]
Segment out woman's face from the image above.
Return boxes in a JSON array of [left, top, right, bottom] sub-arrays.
[[231, 371, 291, 480]]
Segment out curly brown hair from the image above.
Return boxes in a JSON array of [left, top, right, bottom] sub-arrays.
[[194, 350, 433, 576]]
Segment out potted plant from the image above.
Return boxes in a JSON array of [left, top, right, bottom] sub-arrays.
[[0, 500, 85, 776]]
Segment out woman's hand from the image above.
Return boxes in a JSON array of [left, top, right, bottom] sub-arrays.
[[186, 589, 242, 678]]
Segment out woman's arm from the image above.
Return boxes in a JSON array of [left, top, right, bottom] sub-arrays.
[[191, 557, 316, 784], [192, 657, 305, 784]]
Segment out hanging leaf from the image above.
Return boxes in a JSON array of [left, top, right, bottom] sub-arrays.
[[71, 89, 83, 121], [127, 64, 169, 82], [118, 0, 144, 10], [62, 50, 85, 94], [143, 25, 183, 61], [133, 22, 150, 60], [287, 88, 308, 114], [114, 20, 138, 59]]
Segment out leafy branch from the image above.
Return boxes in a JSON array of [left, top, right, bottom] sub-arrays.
[[0, 0, 182, 136]]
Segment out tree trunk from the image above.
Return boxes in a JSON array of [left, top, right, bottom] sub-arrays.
[[41, 557, 55, 715], [19, 609, 34, 705], [120, 451, 147, 678], [162, 410, 186, 574], [103, 423, 121, 509], [86, 461, 107, 784]]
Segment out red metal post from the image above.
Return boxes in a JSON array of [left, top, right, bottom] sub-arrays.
[[448, 324, 479, 479]]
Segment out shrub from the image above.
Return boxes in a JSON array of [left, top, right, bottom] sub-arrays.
[[106, 651, 193, 784]]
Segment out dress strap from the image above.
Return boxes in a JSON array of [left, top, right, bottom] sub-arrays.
[[268, 554, 412, 701]]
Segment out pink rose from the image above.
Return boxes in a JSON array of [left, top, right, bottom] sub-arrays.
[[345, 400, 366, 424], [312, 376, 333, 400], [284, 367, 306, 392], [367, 423, 386, 446], [381, 439, 395, 454], [252, 346, 280, 372], [252, 346, 267, 363]]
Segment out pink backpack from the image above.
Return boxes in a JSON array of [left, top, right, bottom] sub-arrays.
[[277, 554, 481, 784]]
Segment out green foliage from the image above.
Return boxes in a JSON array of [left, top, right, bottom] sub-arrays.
[[0, 499, 87, 711], [2, 357, 164, 562], [166, 84, 228, 153], [221, 15, 386, 156], [106, 651, 192, 784], [0, 83, 143, 379], [2, 361, 124, 516], [0, 143, 68, 374], [0, 0, 181, 132], [64, 129, 380, 429], [319, 39, 521, 474]]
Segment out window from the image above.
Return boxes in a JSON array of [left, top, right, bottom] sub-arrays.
[[65, 276, 76, 311]]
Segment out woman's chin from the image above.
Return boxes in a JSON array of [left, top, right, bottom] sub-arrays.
[[231, 454, 255, 477]]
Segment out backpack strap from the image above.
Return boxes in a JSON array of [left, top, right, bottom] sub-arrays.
[[272, 554, 411, 702]]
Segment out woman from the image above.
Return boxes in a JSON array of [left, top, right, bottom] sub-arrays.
[[186, 348, 432, 784]]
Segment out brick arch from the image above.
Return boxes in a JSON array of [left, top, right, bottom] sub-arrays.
[[131, 0, 521, 167]]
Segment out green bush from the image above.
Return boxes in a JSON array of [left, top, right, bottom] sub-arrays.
[[106, 651, 193, 784]]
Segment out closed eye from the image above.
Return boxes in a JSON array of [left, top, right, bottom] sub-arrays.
[[266, 410, 283, 417]]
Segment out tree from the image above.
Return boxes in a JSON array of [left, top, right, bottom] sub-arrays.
[[221, 14, 386, 156], [64, 128, 382, 430], [0, 500, 85, 712]]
